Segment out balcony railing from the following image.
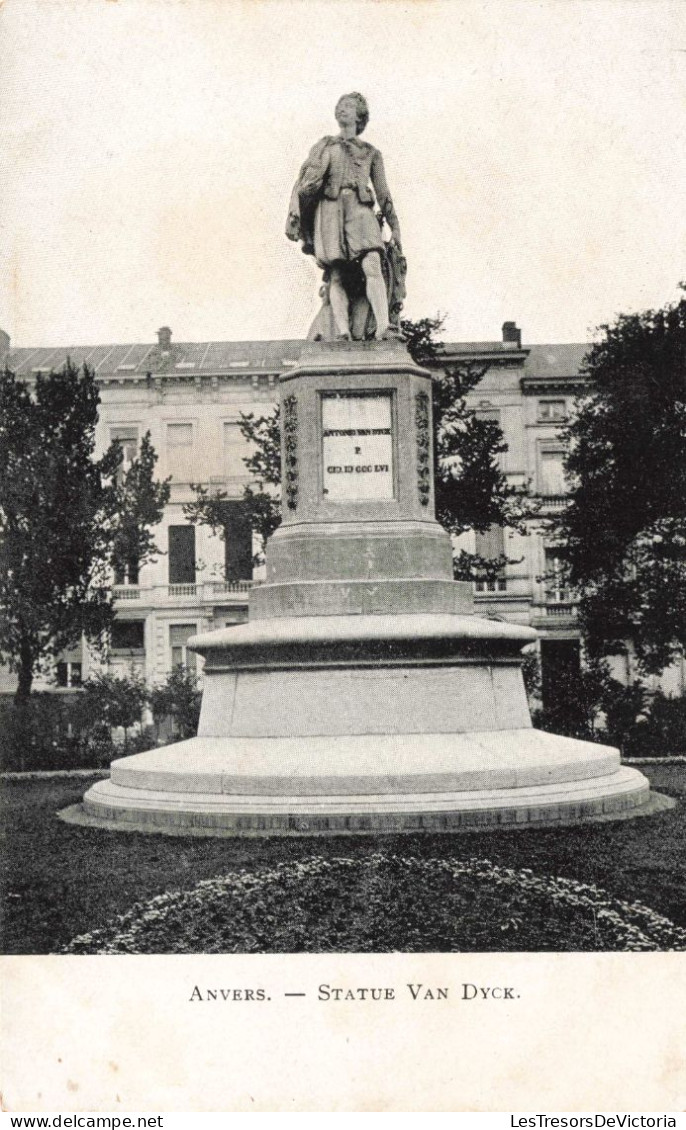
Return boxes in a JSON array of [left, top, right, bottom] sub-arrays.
[[210, 580, 255, 594], [168, 583, 197, 598], [112, 580, 256, 606], [474, 578, 507, 593], [537, 494, 568, 511], [112, 585, 141, 601], [543, 602, 577, 618], [529, 599, 579, 626]]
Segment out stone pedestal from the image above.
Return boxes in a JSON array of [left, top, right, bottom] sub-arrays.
[[83, 340, 654, 833]]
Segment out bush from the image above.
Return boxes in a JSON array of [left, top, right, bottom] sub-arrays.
[[0, 669, 158, 771], [0, 663, 204, 771], [117, 725, 158, 756], [62, 854, 686, 954], [521, 647, 541, 707], [0, 693, 104, 772], [600, 677, 650, 754], [532, 669, 686, 758], [624, 692, 686, 758], [533, 659, 611, 742], [150, 666, 201, 741], [77, 671, 149, 754]]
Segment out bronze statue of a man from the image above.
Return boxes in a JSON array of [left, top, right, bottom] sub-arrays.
[[286, 92, 405, 341]]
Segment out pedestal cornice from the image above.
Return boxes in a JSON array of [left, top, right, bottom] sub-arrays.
[[280, 337, 433, 382]]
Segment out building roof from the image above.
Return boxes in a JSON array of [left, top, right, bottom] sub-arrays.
[[523, 343, 590, 379], [3, 336, 592, 381], [440, 341, 519, 354], [3, 339, 306, 379]]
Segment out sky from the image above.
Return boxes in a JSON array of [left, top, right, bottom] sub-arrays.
[[0, 0, 685, 349]]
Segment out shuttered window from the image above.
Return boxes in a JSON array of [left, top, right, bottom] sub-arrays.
[[170, 623, 198, 670], [168, 526, 196, 584], [221, 500, 253, 581], [224, 422, 248, 479], [474, 525, 506, 592], [167, 423, 195, 481], [539, 450, 566, 496]]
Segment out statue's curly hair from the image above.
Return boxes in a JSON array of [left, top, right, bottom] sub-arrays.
[[335, 92, 369, 135]]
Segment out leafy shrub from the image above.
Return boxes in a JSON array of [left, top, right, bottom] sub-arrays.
[[63, 854, 686, 955], [77, 671, 149, 754], [119, 725, 159, 756], [0, 693, 95, 772], [600, 678, 651, 751], [534, 658, 611, 741], [150, 666, 201, 741], [0, 669, 157, 771], [530, 660, 686, 758], [521, 648, 541, 706], [624, 692, 686, 758]]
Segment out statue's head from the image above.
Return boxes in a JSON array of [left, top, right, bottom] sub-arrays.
[[335, 92, 369, 135]]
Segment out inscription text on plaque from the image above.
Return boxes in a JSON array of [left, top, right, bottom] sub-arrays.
[[321, 392, 394, 500]]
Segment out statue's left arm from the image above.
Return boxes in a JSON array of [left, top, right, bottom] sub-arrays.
[[370, 149, 402, 251]]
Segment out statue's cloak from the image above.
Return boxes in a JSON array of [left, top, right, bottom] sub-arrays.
[[285, 136, 334, 257]]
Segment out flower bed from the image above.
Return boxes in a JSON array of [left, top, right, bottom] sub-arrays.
[[63, 854, 686, 954]]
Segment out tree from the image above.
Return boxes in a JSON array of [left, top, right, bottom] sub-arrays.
[[183, 407, 282, 573], [0, 362, 170, 702], [521, 646, 542, 706], [553, 290, 686, 675], [79, 669, 149, 754], [150, 665, 202, 741], [601, 676, 650, 755], [111, 431, 172, 585], [186, 317, 532, 576], [532, 655, 612, 741]]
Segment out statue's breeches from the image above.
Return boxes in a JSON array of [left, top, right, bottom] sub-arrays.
[[314, 190, 384, 267]]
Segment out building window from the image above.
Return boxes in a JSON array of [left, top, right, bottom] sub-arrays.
[[55, 642, 83, 687], [225, 613, 248, 627], [56, 661, 82, 688], [544, 548, 570, 603], [538, 400, 566, 422], [224, 422, 248, 479], [474, 524, 507, 592], [167, 423, 194, 481], [167, 423, 193, 447], [220, 500, 253, 581], [110, 620, 145, 652], [110, 426, 138, 483], [477, 408, 500, 424], [170, 624, 198, 670], [476, 409, 505, 471], [538, 449, 566, 496], [168, 525, 196, 584], [113, 557, 139, 586], [475, 577, 507, 593]]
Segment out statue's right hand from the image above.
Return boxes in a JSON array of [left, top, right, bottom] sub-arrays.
[[285, 212, 301, 241]]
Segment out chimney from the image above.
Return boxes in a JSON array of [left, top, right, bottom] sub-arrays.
[[0, 329, 10, 362], [502, 321, 521, 349], [157, 326, 172, 350]]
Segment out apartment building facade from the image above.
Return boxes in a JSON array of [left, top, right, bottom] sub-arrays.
[[3, 324, 683, 698]]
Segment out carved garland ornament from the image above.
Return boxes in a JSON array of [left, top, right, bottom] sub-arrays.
[[283, 394, 299, 510], [415, 391, 431, 506]]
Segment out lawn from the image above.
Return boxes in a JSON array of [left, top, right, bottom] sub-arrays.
[[1, 765, 684, 954]]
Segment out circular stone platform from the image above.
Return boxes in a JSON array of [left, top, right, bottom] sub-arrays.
[[81, 728, 654, 834]]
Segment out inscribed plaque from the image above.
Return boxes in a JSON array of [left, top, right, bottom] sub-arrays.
[[321, 393, 394, 500]]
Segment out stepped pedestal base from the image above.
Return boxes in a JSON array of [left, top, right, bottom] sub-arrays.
[[82, 611, 657, 836], [82, 728, 652, 834]]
